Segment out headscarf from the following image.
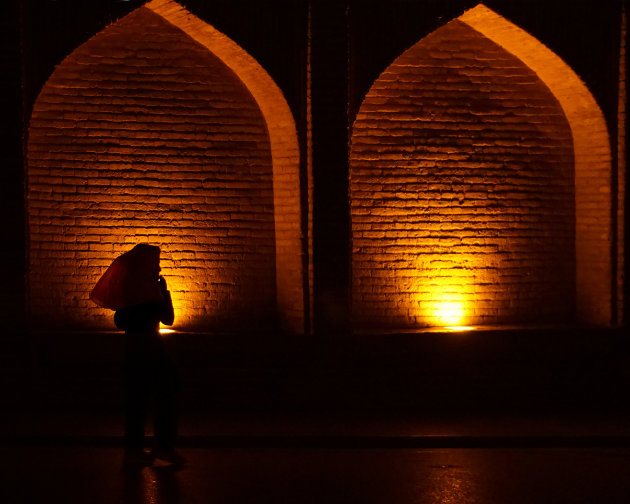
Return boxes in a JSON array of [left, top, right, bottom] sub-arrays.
[[90, 244, 165, 311]]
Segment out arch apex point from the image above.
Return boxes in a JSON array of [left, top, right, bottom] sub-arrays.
[[144, 0, 180, 9], [459, 3, 500, 23]]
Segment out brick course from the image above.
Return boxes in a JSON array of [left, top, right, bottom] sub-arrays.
[[350, 20, 575, 329], [28, 7, 278, 331], [146, 0, 305, 334], [460, 4, 614, 326]]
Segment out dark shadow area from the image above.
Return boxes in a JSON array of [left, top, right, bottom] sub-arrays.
[[123, 464, 180, 504], [3, 326, 629, 418]]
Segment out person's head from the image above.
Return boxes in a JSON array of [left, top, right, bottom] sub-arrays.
[[128, 244, 161, 281], [90, 243, 165, 310]]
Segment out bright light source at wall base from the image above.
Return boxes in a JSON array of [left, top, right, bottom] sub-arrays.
[[444, 326, 475, 332], [433, 301, 466, 327], [159, 328, 176, 335]]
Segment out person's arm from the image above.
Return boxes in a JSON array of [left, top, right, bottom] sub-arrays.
[[158, 276, 175, 326]]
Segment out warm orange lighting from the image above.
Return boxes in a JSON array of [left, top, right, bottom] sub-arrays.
[[422, 290, 474, 328], [433, 301, 465, 327], [146, 0, 305, 334], [444, 326, 475, 332], [459, 3, 613, 325], [350, 5, 598, 330], [159, 327, 176, 335], [155, 271, 198, 332], [404, 254, 479, 328], [27, 0, 306, 334]]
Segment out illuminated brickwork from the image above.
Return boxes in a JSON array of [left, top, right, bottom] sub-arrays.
[[28, 7, 281, 331], [145, 0, 305, 332], [460, 4, 614, 326], [350, 19, 576, 329]]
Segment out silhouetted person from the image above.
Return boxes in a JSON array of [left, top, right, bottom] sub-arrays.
[[91, 244, 184, 466]]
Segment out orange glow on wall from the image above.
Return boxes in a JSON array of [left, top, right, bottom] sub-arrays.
[[432, 301, 466, 327], [145, 0, 305, 333], [350, 3, 616, 331], [27, 1, 304, 333], [403, 254, 478, 327], [351, 9, 585, 330], [459, 4, 614, 325]]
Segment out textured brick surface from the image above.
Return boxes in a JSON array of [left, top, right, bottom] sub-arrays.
[[350, 20, 575, 329], [460, 4, 614, 326], [145, 0, 305, 334], [28, 7, 278, 330]]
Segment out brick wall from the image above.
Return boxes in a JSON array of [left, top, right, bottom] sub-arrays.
[[27, 7, 278, 331], [350, 20, 576, 329], [134, 0, 306, 334], [459, 4, 614, 327]]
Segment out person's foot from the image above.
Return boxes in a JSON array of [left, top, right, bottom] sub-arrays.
[[123, 449, 155, 467], [152, 448, 186, 467]]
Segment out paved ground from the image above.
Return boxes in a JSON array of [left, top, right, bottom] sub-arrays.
[[5, 410, 630, 439], [2, 445, 630, 503], [3, 411, 630, 503]]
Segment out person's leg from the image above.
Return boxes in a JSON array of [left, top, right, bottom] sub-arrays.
[[152, 359, 185, 465], [124, 362, 148, 451], [153, 360, 178, 451]]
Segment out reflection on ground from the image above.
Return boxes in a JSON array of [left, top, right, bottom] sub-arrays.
[[2, 447, 630, 503], [123, 465, 180, 504]]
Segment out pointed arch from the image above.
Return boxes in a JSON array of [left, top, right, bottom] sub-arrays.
[[458, 4, 613, 325], [27, 0, 304, 333], [145, 0, 304, 333], [350, 4, 613, 329]]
